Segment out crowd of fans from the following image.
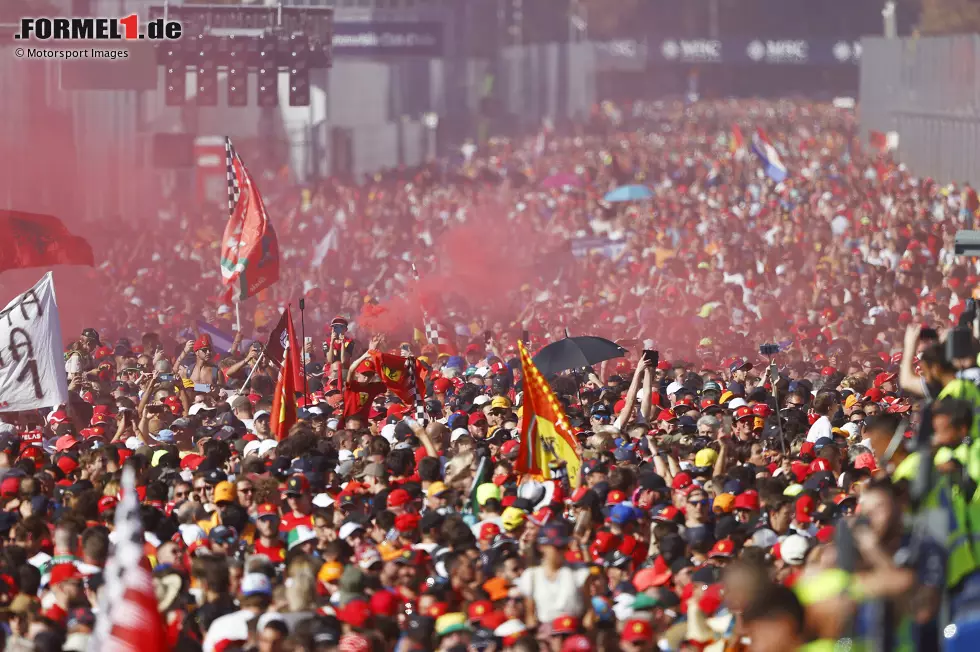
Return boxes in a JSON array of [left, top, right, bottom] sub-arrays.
[[2, 99, 980, 651]]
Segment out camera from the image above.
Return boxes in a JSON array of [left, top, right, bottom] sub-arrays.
[[759, 343, 780, 356]]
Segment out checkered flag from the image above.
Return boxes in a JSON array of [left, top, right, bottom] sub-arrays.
[[404, 356, 427, 423], [88, 468, 168, 652], [225, 138, 242, 216], [411, 263, 457, 356]]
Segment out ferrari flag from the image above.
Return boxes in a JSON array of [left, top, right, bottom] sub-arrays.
[[270, 308, 299, 440], [220, 137, 280, 302], [515, 340, 582, 488], [369, 351, 425, 407]]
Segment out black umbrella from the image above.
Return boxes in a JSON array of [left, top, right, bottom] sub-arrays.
[[531, 336, 628, 376]]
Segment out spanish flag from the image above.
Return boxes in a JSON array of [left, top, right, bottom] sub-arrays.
[[515, 341, 582, 488], [271, 309, 299, 441]]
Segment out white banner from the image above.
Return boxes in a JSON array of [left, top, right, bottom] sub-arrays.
[[0, 273, 69, 412]]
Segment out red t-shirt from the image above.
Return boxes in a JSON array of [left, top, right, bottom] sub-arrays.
[[279, 511, 314, 534], [343, 380, 386, 421], [253, 538, 286, 563]]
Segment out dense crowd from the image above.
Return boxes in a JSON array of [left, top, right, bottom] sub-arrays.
[[3, 99, 980, 651]]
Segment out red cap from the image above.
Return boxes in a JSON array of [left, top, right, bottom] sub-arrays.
[[659, 408, 678, 422], [752, 404, 773, 418], [795, 494, 816, 524], [653, 505, 682, 523], [799, 442, 816, 457], [394, 513, 420, 533], [671, 473, 692, 490], [499, 440, 519, 456], [733, 490, 759, 511], [633, 556, 672, 590], [387, 489, 411, 508], [433, 378, 451, 393], [468, 600, 493, 623], [335, 599, 372, 629], [49, 563, 82, 586], [821, 366, 837, 376], [57, 456, 79, 475], [180, 454, 205, 471], [605, 490, 626, 506], [874, 372, 896, 388], [0, 477, 19, 497], [97, 496, 118, 514], [561, 635, 594, 652], [257, 503, 279, 517], [816, 525, 836, 543], [479, 522, 501, 541], [733, 406, 754, 421], [465, 343, 484, 355], [369, 590, 400, 617], [621, 619, 654, 643], [551, 615, 580, 635], [468, 412, 488, 425], [193, 334, 212, 352], [55, 435, 78, 452], [708, 538, 736, 559], [864, 388, 884, 403], [808, 459, 833, 476]]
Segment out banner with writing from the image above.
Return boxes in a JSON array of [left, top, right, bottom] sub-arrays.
[[0, 273, 69, 412]]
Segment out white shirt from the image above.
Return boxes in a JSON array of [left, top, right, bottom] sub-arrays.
[[806, 415, 833, 443], [515, 565, 590, 623]]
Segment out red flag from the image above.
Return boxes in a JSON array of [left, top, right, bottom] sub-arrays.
[[0, 210, 94, 273], [89, 467, 169, 652], [515, 341, 581, 487], [271, 309, 299, 440], [369, 351, 424, 406], [869, 130, 888, 152], [220, 138, 280, 302]]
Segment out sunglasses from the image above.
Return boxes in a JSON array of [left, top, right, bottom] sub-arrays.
[[238, 487, 253, 494]]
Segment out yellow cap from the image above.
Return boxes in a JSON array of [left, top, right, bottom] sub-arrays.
[[427, 481, 450, 497], [476, 483, 502, 506], [501, 506, 526, 531], [694, 448, 718, 468], [317, 561, 343, 583], [713, 493, 735, 513], [491, 396, 512, 410], [213, 481, 237, 504], [784, 483, 804, 497]]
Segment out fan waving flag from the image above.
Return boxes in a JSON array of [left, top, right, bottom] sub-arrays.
[[751, 128, 788, 183], [515, 340, 582, 488], [263, 308, 304, 388], [369, 351, 425, 415], [271, 308, 300, 440], [729, 124, 745, 159], [0, 210, 94, 273], [87, 467, 168, 652], [220, 138, 280, 302]]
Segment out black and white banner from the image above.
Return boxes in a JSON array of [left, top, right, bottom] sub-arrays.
[[0, 273, 69, 412]]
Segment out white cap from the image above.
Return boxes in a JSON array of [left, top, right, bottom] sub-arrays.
[[241, 572, 273, 596], [258, 440, 278, 457], [243, 440, 263, 458], [473, 366, 491, 378], [288, 525, 317, 551], [312, 493, 335, 508], [450, 428, 469, 443], [380, 423, 397, 444], [493, 619, 528, 639], [337, 449, 354, 462], [179, 524, 206, 546], [750, 528, 779, 549], [780, 534, 811, 566], [307, 406, 324, 416], [253, 410, 270, 420], [473, 395, 491, 406], [666, 381, 684, 396], [188, 403, 216, 416], [338, 522, 364, 540], [728, 398, 748, 410]]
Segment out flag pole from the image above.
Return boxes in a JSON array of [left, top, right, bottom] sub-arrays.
[[235, 302, 241, 333], [237, 350, 266, 395], [299, 297, 308, 400]]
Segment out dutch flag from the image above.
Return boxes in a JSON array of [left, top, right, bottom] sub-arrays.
[[751, 128, 788, 183]]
